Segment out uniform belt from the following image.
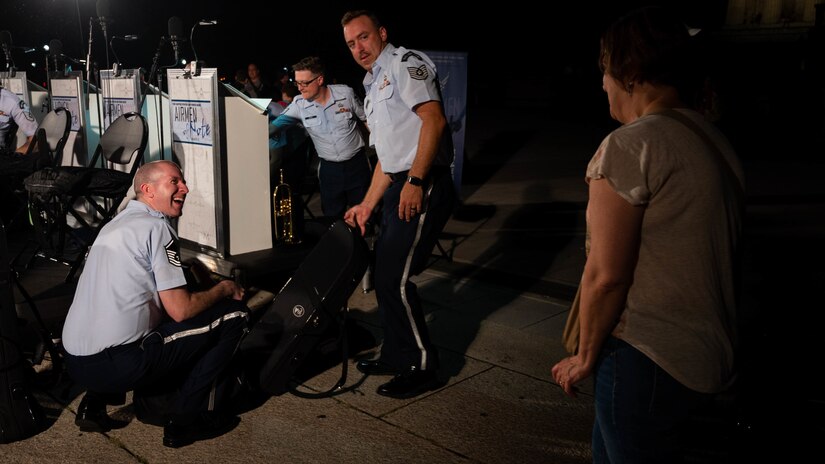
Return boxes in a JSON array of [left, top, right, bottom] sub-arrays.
[[321, 146, 367, 164]]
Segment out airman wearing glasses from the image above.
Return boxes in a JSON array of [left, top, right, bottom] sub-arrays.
[[341, 10, 457, 400], [270, 56, 370, 219]]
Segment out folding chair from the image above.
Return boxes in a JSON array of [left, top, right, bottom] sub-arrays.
[[64, 112, 148, 232], [27, 107, 72, 165], [25, 112, 148, 280]]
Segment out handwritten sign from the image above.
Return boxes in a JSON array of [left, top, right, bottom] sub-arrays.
[[177, 143, 218, 246], [167, 68, 221, 251], [51, 78, 82, 131], [170, 99, 213, 146]]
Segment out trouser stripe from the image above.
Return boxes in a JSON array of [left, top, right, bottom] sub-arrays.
[[399, 183, 433, 370], [161, 310, 248, 344]]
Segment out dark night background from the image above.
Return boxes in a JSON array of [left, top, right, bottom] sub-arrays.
[[2, 0, 728, 85], [3, 0, 822, 161]]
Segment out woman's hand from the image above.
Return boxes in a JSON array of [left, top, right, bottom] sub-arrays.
[[551, 355, 591, 398]]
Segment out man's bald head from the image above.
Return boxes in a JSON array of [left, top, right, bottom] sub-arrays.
[[134, 160, 182, 198]]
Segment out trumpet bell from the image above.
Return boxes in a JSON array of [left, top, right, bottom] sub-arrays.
[[273, 168, 299, 244]]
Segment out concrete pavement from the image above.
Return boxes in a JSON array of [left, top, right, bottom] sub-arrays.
[[4, 105, 824, 462]]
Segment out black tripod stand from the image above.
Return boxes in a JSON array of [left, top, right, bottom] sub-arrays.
[[0, 222, 49, 443], [0, 222, 62, 374]]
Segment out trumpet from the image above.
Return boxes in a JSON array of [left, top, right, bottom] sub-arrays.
[[273, 169, 297, 244]]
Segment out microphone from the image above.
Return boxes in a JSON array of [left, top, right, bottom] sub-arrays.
[[198, 20, 218, 26], [113, 35, 139, 41], [0, 30, 11, 66], [167, 16, 184, 63], [96, 0, 111, 38]]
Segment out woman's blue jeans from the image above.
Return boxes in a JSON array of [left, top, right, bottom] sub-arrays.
[[592, 336, 711, 464]]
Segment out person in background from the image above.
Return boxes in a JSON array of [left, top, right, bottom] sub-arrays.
[[342, 10, 457, 399], [232, 68, 249, 94], [245, 62, 275, 99], [62, 160, 249, 448], [267, 81, 300, 115], [0, 84, 40, 223], [270, 56, 370, 219], [551, 7, 743, 462], [273, 67, 291, 97], [0, 85, 36, 156]]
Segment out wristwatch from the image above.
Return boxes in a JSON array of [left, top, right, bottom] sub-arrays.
[[406, 175, 424, 186]]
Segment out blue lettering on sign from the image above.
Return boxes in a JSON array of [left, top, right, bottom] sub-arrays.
[[175, 105, 199, 122], [188, 120, 211, 138]]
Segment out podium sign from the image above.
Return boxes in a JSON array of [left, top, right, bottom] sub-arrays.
[[167, 68, 222, 253], [100, 69, 141, 131], [50, 71, 87, 165]]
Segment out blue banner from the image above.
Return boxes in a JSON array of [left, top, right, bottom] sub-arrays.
[[425, 50, 468, 196]]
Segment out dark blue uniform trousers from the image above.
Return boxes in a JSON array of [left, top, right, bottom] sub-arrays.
[[64, 299, 249, 416], [318, 149, 371, 218], [374, 167, 456, 371]]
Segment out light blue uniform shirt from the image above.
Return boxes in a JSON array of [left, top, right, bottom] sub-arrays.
[[0, 88, 38, 151], [62, 200, 188, 356], [362, 44, 448, 174], [272, 84, 366, 162]]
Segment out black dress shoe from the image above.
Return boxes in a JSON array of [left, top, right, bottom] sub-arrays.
[[356, 359, 400, 376], [377, 367, 440, 399], [75, 394, 128, 433], [163, 412, 240, 448]]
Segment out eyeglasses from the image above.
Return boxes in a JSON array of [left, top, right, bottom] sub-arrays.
[[295, 75, 320, 88]]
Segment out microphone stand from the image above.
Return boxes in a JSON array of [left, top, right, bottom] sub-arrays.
[[44, 54, 52, 114], [3, 46, 16, 78], [84, 16, 105, 151], [85, 17, 94, 107], [189, 20, 217, 78], [189, 23, 201, 77], [141, 37, 167, 160], [97, 17, 110, 141]]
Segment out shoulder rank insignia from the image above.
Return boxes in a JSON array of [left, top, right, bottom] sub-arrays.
[[164, 238, 182, 267], [401, 51, 423, 62], [407, 65, 428, 80]]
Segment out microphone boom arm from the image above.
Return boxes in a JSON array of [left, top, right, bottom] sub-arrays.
[[140, 36, 166, 109]]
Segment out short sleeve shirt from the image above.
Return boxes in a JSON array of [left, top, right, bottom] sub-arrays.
[[273, 84, 366, 162], [0, 88, 38, 151], [62, 200, 188, 356], [362, 44, 451, 173], [586, 110, 743, 393]]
